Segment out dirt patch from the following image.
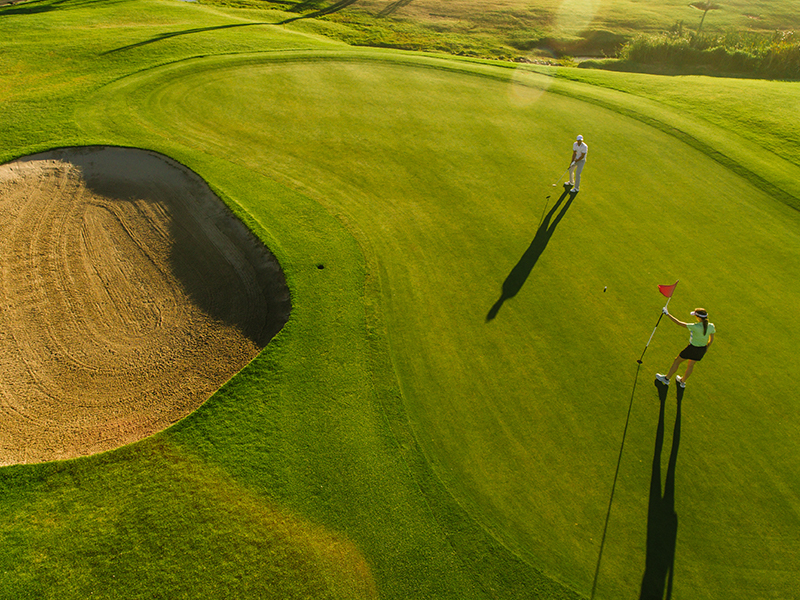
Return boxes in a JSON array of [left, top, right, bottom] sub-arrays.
[[0, 147, 290, 465]]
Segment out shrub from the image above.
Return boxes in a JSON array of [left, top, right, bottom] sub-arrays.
[[618, 30, 800, 79]]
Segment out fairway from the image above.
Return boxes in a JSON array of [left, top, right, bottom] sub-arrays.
[[2, 1, 799, 599]]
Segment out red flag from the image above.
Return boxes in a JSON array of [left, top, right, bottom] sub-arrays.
[[658, 281, 679, 298]]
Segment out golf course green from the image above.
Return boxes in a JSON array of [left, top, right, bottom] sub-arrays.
[[1, 1, 799, 599]]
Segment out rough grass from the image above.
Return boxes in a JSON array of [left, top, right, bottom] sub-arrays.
[[203, 0, 800, 62]]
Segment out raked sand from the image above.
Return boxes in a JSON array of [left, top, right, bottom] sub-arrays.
[[0, 147, 289, 465]]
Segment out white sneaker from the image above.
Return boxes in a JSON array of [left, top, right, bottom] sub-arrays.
[[655, 373, 670, 385], [676, 375, 686, 388]]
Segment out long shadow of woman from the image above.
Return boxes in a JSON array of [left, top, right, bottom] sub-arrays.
[[486, 189, 576, 321], [639, 383, 683, 599]]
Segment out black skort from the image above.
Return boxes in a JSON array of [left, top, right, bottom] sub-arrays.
[[679, 344, 707, 361]]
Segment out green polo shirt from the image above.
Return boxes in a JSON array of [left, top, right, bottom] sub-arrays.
[[687, 321, 715, 346]]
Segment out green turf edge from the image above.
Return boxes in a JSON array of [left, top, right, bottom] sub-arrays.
[[71, 52, 590, 594], [168, 152, 585, 599], [80, 46, 800, 214], [173, 135, 589, 600], [71, 48, 800, 598]]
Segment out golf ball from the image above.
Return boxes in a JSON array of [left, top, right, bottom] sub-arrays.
[[604, 286, 607, 292]]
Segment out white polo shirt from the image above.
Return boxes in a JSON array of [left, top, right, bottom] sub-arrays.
[[573, 141, 588, 161]]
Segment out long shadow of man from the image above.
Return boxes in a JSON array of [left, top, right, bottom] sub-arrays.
[[639, 383, 683, 599], [486, 189, 576, 321]]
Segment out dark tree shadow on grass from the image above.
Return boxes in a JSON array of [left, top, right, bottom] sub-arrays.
[[279, 0, 359, 24], [102, 22, 269, 55], [1, 0, 122, 14], [640, 381, 683, 599], [486, 188, 576, 321], [379, 0, 416, 17]]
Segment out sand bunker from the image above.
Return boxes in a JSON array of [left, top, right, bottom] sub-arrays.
[[0, 147, 290, 465]]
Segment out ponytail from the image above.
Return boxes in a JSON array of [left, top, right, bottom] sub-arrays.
[[692, 308, 709, 335]]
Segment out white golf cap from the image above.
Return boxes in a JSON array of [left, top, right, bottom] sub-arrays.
[[691, 309, 708, 318], [576, 135, 584, 140]]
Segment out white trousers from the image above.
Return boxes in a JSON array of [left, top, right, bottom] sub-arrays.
[[569, 159, 585, 190]]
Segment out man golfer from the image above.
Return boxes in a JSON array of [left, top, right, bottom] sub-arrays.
[[567, 135, 588, 192]]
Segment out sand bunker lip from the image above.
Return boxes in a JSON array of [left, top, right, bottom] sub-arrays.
[[0, 146, 290, 465]]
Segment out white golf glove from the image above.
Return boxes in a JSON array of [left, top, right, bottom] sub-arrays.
[[662, 307, 669, 315]]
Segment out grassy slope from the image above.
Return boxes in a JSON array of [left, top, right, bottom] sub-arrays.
[[73, 46, 800, 597], [2, 1, 800, 599], [200, 0, 800, 63], [354, 0, 800, 34]]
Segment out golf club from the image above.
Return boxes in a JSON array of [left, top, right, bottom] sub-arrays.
[[538, 162, 575, 227], [539, 162, 574, 226], [551, 162, 575, 187]]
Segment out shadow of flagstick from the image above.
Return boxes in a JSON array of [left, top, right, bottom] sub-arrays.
[[639, 384, 682, 599], [486, 189, 576, 321], [590, 361, 642, 599]]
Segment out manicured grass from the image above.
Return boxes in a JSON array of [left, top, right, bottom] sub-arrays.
[[542, 66, 800, 209], [2, 1, 799, 599], [554, 68, 800, 166]]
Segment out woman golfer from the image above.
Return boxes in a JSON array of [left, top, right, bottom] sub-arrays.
[[656, 308, 715, 388]]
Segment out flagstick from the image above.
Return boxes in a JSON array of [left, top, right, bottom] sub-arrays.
[[637, 279, 679, 364], [637, 297, 673, 365]]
